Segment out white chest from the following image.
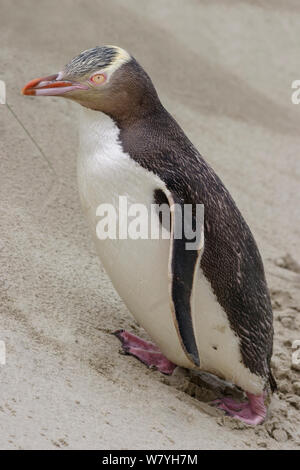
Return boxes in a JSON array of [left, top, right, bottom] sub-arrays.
[[76, 108, 264, 394], [77, 109, 191, 367]]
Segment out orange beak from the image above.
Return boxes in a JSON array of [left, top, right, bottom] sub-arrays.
[[22, 73, 89, 96]]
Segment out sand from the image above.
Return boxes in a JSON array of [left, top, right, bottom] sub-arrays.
[[0, 0, 299, 450]]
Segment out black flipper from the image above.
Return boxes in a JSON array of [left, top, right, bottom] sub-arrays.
[[155, 188, 204, 367]]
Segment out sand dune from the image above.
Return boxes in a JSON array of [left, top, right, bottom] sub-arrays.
[[0, 0, 299, 449]]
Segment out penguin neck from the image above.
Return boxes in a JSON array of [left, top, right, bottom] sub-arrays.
[[79, 107, 119, 154], [79, 94, 166, 139], [106, 91, 165, 129]]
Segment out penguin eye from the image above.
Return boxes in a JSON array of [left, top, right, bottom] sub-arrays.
[[90, 73, 106, 85]]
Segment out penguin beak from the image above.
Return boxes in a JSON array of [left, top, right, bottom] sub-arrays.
[[22, 73, 89, 96]]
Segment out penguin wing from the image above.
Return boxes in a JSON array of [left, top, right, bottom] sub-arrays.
[[162, 188, 204, 367]]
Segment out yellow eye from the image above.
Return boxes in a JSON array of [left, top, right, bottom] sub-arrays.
[[90, 73, 106, 85]]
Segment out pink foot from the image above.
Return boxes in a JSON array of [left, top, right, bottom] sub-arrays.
[[212, 397, 249, 412], [213, 393, 267, 426], [114, 330, 177, 375]]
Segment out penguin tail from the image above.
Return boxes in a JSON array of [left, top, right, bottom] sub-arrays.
[[269, 370, 277, 392]]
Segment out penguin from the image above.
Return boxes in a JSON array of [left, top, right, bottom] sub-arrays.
[[22, 45, 276, 425]]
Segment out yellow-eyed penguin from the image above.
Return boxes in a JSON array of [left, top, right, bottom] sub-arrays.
[[22, 45, 276, 425]]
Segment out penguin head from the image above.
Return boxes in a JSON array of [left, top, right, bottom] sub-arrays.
[[22, 46, 159, 123]]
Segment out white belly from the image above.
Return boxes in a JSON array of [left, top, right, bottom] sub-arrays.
[[77, 108, 264, 394]]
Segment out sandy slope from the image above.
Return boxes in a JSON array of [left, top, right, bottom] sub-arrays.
[[0, 0, 299, 449]]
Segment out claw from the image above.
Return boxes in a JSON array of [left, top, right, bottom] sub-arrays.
[[211, 393, 266, 425], [113, 330, 176, 375]]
